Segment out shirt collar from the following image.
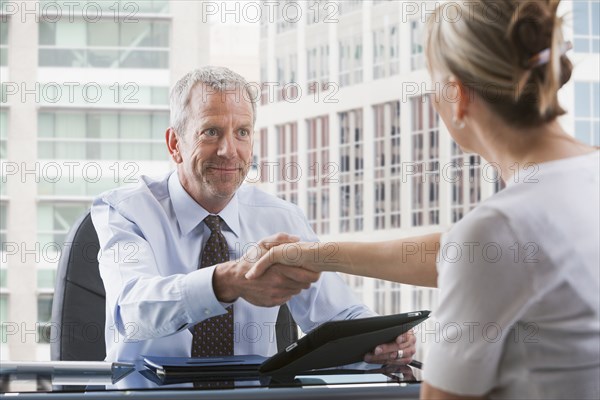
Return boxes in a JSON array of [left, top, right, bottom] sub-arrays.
[[168, 171, 241, 237]]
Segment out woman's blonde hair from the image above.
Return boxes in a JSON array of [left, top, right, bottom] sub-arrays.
[[426, 0, 573, 127]]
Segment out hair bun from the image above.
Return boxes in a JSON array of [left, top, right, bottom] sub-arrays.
[[509, 1, 555, 69]]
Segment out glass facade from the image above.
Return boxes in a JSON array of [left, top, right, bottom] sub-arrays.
[[39, 19, 170, 69], [410, 20, 424, 71], [307, 115, 330, 235], [257, 128, 270, 183], [306, 43, 330, 92], [0, 203, 6, 252], [450, 142, 482, 223], [574, 81, 600, 146], [275, 122, 299, 205], [410, 96, 439, 227], [339, 34, 363, 87], [339, 109, 364, 233], [37, 203, 89, 246], [0, 110, 6, 160], [374, 101, 401, 230], [38, 111, 169, 160], [373, 25, 399, 79], [573, 1, 600, 53], [0, 19, 7, 66]]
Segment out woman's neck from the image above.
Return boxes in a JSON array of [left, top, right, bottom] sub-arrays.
[[472, 119, 595, 184]]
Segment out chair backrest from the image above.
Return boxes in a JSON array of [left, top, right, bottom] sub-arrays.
[[50, 211, 106, 361], [51, 211, 298, 360]]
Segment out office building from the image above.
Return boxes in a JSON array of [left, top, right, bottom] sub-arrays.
[[254, 0, 599, 357], [0, 0, 261, 361]]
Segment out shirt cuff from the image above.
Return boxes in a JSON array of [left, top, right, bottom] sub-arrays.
[[182, 266, 228, 324], [423, 343, 497, 397]]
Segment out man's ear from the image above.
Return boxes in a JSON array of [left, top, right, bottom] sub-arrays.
[[166, 127, 183, 164]]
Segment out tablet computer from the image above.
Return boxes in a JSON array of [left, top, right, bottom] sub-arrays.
[[259, 310, 430, 375], [143, 310, 430, 378]]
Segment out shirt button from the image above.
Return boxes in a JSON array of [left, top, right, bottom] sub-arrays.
[[204, 309, 210, 315]]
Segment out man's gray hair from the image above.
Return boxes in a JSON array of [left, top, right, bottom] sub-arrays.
[[169, 66, 258, 135]]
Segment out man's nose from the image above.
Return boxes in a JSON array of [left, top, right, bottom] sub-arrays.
[[217, 131, 237, 159]]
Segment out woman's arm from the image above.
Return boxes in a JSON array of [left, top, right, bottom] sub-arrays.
[[246, 232, 441, 288]]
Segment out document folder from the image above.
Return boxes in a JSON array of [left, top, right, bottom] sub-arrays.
[[143, 310, 430, 378]]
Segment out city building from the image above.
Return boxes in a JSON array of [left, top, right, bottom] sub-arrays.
[[254, 0, 599, 358], [0, 0, 261, 361]]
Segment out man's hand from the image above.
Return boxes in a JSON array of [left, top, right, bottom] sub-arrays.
[[363, 330, 416, 365], [245, 241, 319, 280], [213, 233, 321, 307]]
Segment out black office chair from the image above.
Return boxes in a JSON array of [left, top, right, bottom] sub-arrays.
[[51, 211, 298, 361]]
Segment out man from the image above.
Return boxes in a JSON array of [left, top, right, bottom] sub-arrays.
[[91, 66, 415, 363]]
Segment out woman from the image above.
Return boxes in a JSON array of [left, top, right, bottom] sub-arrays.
[[247, 1, 599, 399]]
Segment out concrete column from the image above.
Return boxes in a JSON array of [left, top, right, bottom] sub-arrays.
[[5, 12, 39, 361]]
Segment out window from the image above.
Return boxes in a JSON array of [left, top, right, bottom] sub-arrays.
[[37, 269, 56, 290], [307, 43, 330, 92], [574, 82, 600, 146], [340, 274, 365, 304], [0, 203, 7, 252], [373, 101, 401, 230], [450, 142, 482, 222], [38, 177, 123, 198], [38, 0, 170, 13], [374, 280, 405, 315], [38, 20, 170, 69], [37, 294, 53, 343], [38, 111, 169, 160], [373, 25, 399, 79], [0, 110, 7, 160], [307, 116, 330, 234], [275, 0, 297, 34], [573, 1, 600, 53], [0, 294, 8, 343], [410, 20, 425, 71], [339, 109, 364, 233], [276, 53, 298, 102], [260, 52, 269, 105], [339, 35, 363, 87], [37, 203, 89, 247], [36, 83, 168, 107], [389, 25, 400, 75], [0, 20, 7, 67], [260, 7, 269, 38], [257, 128, 271, 183], [411, 96, 440, 226], [373, 28, 386, 79], [275, 122, 299, 204], [338, 0, 362, 15]]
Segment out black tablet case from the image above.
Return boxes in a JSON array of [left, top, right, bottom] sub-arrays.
[[259, 310, 430, 375], [143, 310, 430, 378]]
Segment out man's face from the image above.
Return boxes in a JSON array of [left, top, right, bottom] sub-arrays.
[[171, 84, 254, 211]]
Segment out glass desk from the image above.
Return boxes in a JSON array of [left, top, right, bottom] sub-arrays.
[[0, 361, 423, 399]]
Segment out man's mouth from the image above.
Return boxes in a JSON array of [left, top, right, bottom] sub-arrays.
[[204, 166, 244, 176]]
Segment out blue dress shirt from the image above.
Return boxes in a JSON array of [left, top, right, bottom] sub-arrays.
[[91, 171, 374, 362]]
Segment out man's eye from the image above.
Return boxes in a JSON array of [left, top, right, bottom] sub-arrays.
[[239, 129, 250, 137], [204, 129, 218, 137]]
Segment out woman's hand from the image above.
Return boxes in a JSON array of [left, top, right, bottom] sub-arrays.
[[245, 241, 322, 280]]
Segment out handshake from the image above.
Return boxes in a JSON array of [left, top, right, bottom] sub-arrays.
[[212, 232, 416, 366], [212, 233, 322, 307]]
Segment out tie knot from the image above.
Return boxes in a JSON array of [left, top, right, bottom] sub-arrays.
[[204, 215, 222, 233]]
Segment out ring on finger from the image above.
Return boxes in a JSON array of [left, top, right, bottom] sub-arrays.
[[397, 350, 404, 359]]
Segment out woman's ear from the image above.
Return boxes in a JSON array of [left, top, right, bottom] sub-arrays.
[[448, 77, 470, 121], [166, 127, 183, 163]]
